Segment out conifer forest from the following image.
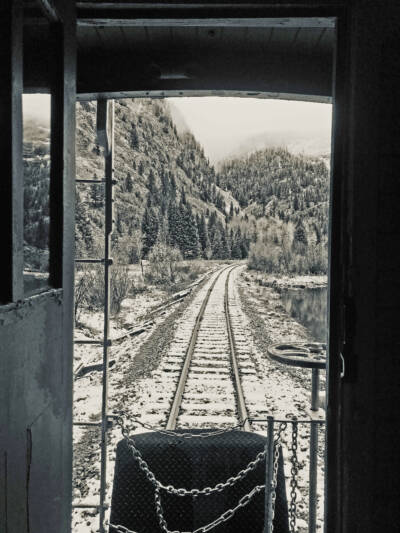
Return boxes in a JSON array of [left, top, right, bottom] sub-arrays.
[[24, 98, 329, 286]]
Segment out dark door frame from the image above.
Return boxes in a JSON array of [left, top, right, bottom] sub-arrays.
[[74, 8, 347, 533]]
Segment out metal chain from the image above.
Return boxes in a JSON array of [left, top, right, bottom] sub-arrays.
[[267, 422, 288, 533], [114, 415, 244, 439], [109, 525, 139, 533], [110, 484, 265, 533], [154, 484, 265, 533], [125, 435, 266, 497], [109, 418, 283, 533], [115, 416, 267, 499], [289, 421, 299, 533]]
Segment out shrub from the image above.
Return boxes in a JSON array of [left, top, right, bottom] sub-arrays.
[[145, 242, 182, 285], [248, 241, 282, 273], [74, 264, 133, 322]]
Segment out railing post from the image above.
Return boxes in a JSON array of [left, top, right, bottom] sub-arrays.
[[309, 368, 320, 533], [98, 99, 115, 533], [264, 416, 275, 533]]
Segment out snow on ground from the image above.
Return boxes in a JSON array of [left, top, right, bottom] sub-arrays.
[[235, 266, 326, 531], [72, 264, 326, 533], [72, 269, 222, 532], [242, 270, 327, 290]]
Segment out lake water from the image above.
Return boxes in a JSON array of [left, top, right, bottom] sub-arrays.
[[280, 287, 328, 342]]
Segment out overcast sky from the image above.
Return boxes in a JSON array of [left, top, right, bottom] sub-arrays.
[[23, 94, 51, 124], [23, 94, 332, 162], [169, 97, 332, 162]]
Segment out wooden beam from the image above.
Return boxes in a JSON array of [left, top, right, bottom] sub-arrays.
[[77, 16, 335, 28], [76, 1, 345, 7], [75, 47, 333, 99], [0, 0, 24, 303]]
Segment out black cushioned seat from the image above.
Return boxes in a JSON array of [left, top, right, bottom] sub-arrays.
[[110, 429, 289, 533]]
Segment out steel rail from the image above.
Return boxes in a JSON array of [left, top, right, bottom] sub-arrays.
[[224, 267, 251, 432], [166, 264, 252, 432], [165, 266, 230, 430]]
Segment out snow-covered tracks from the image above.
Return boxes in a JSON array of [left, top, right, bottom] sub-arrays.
[[141, 265, 267, 431]]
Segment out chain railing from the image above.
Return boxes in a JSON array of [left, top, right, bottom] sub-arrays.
[[289, 421, 300, 533], [107, 415, 324, 533]]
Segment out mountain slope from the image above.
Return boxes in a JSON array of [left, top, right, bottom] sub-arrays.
[[23, 98, 329, 274], [75, 99, 244, 259], [217, 147, 329, 273], [218, 147, 329, 230]]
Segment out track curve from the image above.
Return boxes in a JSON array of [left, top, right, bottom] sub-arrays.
[[166, 265, 251, 431]]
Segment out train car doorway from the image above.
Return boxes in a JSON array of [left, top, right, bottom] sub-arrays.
[[70, 85, 334, 533]]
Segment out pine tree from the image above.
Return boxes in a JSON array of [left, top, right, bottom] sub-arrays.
[[141, 206, 159, 257], [180, 204, 200, 258], [75, 191, 94, 253], [181, 187, 187, 205], [148, 169, 156, 196], [221, 229, 230, 259], [170, 174, 177, 198], [125, 173, 133, 193], [211, 228, 223, 258], [168, 202, 183, 251], [130, 125, 139, 148], [90, 183, 103, 207], [197, 214, 211, 259], [294, 220, 308, 246], [231, 228, 243, 259]]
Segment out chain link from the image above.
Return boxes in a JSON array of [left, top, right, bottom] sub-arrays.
[[289, 421, 299, 533], [110, 416, 283, 533], [125, 434, 266, 497], [267, 422, 288, 533], [114, 415, 244, 439], [117, 416, 267, 498], [109, 525, 139, 533], [154, 484, 265, 533]]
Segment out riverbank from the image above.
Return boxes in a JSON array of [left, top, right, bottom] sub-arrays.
[[237, 265, 326, 390], [242, 269, 327, 290]]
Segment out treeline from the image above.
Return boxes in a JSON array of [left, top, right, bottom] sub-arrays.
[[247, 217, 328, 275], [218, 147, 328, 222], [218, 147, 330, 275], [141, 171, 250, 260]]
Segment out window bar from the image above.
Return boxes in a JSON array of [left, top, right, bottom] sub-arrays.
[[72, 100, 115, 530], [76, 178, 105, 184], [74, 339, 112, 345], [99, 99, 115, 533], [264, 416, 275, 533], [75, 258, 108, 264], [309, 368, 320, 533]]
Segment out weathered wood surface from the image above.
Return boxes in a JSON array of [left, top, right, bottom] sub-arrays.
[[0, 2, 76, 533], [0, 0, 24, 303]]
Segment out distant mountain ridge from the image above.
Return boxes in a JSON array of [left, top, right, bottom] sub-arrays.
[[217, 146, 329, 273], [219, 129, 331, 167], [23, 98, 330, 273]]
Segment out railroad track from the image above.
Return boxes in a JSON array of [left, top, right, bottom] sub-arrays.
[[142, 265, 266, 432]]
